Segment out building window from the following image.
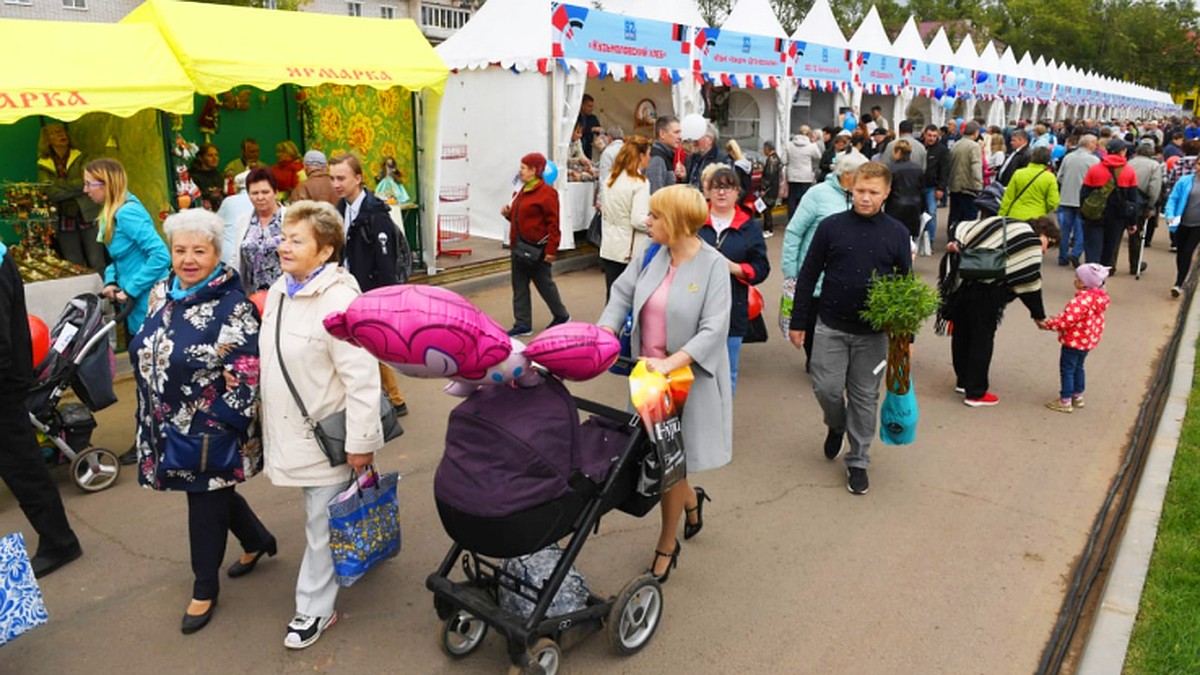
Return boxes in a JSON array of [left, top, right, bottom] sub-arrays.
[[718, 91, 761, 149], [420, 3, 470, 30], [4, 0, 34, 6], [62, 0, 88, 8], [261, 0, 277, 8], [380, 4, 394, 18], [347, 1, 362, 17]]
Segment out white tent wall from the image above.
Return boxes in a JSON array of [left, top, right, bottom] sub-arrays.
[[438, 69, 551, 245], [417, 89, 444, 272], [717, 87, 780, 154], [552, 63, 588, 252], [585, 78, 674, 140]]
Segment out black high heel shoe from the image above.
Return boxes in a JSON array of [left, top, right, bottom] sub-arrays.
[[227, 536, 277, 578], [648, 539, 681, 584], [683, 487, 712, 541], [181, 596, 218, 635]]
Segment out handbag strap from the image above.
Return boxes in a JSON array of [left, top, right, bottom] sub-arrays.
[[273, 294, 316, 426], [1000, 167, 1049, 216]]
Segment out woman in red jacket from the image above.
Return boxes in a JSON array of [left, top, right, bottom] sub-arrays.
[[501, 152, 570, 336]]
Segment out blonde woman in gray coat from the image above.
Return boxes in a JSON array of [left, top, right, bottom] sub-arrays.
[[599, 184, 733, 583]]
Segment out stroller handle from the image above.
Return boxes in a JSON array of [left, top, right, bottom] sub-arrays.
[[611, 356, 637, 371], [112, 299, 134, 325]]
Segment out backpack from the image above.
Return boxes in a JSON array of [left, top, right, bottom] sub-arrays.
[[1080, 169, 1118, 221]]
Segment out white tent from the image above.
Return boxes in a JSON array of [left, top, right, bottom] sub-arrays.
[[721, 0, 789, 152], [435, 0, 706, 249], [847, 6, 903, 129], [789, 0, 852, 128], [891, 17, 932, 127], [978, 41, 1007, 127], [953, 34, 983, 121], [925, 28, 956, 127]]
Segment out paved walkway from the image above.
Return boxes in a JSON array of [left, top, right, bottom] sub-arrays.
[[0, 233, 1185, 673]]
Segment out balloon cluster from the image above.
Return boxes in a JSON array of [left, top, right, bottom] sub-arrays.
[[322, 285, 621, 397]]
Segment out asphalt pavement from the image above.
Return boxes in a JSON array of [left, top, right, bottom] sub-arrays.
[[0, 229, 1183, 674]]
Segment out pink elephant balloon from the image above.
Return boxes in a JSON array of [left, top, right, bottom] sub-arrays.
[[524, 322, 621, 381], [323, 285, 512, 380], [444, 337, 542, 397]]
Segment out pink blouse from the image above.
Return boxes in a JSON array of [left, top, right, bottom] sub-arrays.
[[639, 264, 677, 358]]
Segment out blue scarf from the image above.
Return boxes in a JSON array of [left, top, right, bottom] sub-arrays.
[[285, 264, 327, 298], [169, 264, 225, 301]]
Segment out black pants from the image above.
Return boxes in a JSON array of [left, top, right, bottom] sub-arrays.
[[601, 259, 627, 302], [786, 182, 811, 221], [1144, 211, 1160, 246], [949, 284, 1007, 400], [511, 255, 569, 329], [948, 192, 979, 232], [0, 402, 79, 557], [1174, 226, 1200, 286], [1100, 218, 1128, 270], [761, 200, 776, 233], [803, 295, 821, 371], [187, 487, 272, 600]]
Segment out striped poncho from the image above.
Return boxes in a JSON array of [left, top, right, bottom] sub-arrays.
[[936, 216, 1048, 333]]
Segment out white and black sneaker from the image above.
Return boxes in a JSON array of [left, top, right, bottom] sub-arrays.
[[284, 612, 337, 650], [847, 467, 869, 495], [823, 428, 846, 460]]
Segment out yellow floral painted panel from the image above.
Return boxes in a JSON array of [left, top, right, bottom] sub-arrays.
[[302, 84, 416, 198]]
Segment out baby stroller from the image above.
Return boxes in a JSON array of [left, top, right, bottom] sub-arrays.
[[426, 361, 663, 675], [26, 293, 131, 492]]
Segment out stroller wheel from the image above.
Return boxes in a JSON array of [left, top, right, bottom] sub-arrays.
[[606, 574, 664, 656], [507, 638, 560, 675], [438, 609, 488, 659], [70, 447, 121, 492]]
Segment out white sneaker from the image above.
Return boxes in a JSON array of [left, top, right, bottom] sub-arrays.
[[763, 230, 775, 239], [920, 237, 933, 257], [284, 612, 337, 650], [1171, 286, 1182, 298]]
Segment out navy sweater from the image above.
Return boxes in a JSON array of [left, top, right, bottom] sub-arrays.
[[789, 209, 912, 334]]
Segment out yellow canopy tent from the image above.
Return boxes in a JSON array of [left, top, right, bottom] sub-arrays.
[[0, 19, 193, 124], [124, 0, 450, 272]]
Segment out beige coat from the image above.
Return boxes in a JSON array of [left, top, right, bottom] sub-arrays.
[[259, 265, 383, 487], [599, 172, 650, 264]]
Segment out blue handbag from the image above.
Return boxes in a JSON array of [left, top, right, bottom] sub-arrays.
[[161, 426, 241, 473], [609, 242, 662, 376], [879, 379, 919, 446], [328, 466, 401, 587], [0, 533, 50, 646]]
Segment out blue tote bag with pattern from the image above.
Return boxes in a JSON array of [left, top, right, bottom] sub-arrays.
[[0, 533, 50, 645], [327, 467, 401, 587]]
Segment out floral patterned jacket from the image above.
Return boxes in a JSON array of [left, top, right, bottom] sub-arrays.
[[130, 266, 262, 492]]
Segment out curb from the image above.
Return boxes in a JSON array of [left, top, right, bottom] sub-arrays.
[[1076, 293, 1200, 674]]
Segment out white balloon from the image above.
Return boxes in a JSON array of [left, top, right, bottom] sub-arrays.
[[944, 71, 957, 87], [680, 113, 708, 141]]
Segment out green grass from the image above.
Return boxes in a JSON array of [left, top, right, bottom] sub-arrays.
[[1125, 355, 1200, 674]]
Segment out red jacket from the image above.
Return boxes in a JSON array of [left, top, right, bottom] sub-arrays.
[[507, 180, 561, 257], [1044, 288, 1109, 351]]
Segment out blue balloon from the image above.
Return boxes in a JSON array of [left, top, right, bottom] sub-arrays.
[[1051, 145, 1067, 160], [842, 111, 858, 131], [942, 97, 956, 110], [956, 117, 964, 125], [933, 87, 944, 100], [976, 72, 989, 84], [947, 86, 957, 98], [542, 160, 559, 184]]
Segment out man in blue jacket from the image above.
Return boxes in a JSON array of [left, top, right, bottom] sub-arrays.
[[787, 162, 912, 496]]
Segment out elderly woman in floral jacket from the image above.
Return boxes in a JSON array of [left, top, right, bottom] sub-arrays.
[[131, 209, 276, 637]]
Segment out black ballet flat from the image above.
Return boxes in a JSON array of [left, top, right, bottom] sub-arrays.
[[227, 537, 277, 578], [683, 487, 712, 541], [648, 539, 681, 584], [181, 597, 218, 635]]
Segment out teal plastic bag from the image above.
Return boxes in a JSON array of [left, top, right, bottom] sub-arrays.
[[879, 380, 918, 445]]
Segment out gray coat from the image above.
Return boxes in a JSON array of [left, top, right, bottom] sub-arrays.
[[599, 241, 733, 472]]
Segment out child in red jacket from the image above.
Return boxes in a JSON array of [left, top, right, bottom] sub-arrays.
[[1041, 263, 1111, 413]]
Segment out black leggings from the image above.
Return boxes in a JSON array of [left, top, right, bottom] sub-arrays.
[[601, 259, 627, 302], [1175, 226, 1200, 286]]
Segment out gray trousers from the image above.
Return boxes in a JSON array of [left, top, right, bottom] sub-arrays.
[[810, 320, 887, 469], [511, 255, 569, 328], [295, 484, 344, 618]]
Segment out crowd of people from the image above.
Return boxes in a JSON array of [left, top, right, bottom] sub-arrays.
[[4, 109, 1195, 653]]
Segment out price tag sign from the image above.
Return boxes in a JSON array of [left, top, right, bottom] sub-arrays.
[[52, 323, 78, 354]]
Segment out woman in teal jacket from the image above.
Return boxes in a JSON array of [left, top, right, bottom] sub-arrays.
[[780, 152, 866, 368], [83, 159, 170, 333]]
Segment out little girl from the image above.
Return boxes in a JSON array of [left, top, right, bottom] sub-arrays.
[[1042, 263, 1111, 413]]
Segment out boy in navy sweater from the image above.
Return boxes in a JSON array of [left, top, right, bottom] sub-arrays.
[[788, 162, 912, 495]]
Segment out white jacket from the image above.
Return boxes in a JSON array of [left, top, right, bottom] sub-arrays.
[[782, 136, 821, 183], [259, 265, 383, 487], [599, 172, 650, 264]]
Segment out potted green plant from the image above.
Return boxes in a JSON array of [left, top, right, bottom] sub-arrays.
[[859, 271, 940, 395]]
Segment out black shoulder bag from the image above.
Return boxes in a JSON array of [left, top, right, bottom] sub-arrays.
[[274, 295, 402, 466], [957, 217, 1009, 282]]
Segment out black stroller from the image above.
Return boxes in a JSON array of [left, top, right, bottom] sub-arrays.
[[426, 363, 663, 675], [26, 294, 131, 492]]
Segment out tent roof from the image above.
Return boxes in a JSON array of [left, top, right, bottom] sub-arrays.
[[790, 0, 847, 48], [0, 17, 193, 124], [436, 0, 706, 71], [722, 0, 786, 38], [978, 41, 1002, 73], [890, 17, 928, 57], [924, 27, 955, 64], [126, 0, 447, 95], [953, 34, 980, 67], [848, 6, 899, 56]]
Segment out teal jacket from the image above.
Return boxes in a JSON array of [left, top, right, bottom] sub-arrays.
[[103, 193, 170, 332], [781, 172, 852, 296]]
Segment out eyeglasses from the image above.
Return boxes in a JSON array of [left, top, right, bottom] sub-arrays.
[[711, 186, 737, 193], [83, 181, 104, 188]]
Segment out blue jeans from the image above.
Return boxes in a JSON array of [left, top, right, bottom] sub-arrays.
[[727, 336, 743, 396], [1082, 222, 1105, 265], [1059, 346, 1087, 400], [1058, 207, 1084, 263], [922, 187, 938, 243]]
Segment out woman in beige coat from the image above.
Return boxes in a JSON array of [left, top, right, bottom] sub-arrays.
[[258, 200, 384, 650], [599, 136, 652, 298]]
